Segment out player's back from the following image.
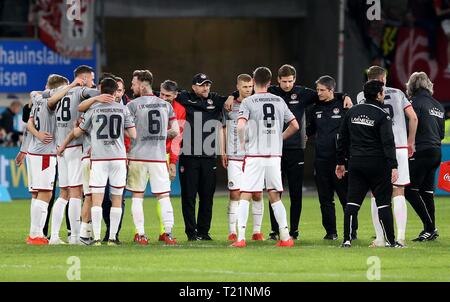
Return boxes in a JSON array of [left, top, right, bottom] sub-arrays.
[[239, 93, 294, 156], [56, 86, 98, 147], [28, 94, 57, 155], [127, 95, 175, 161], [357, 87, 410, 147], [80, 101, 132, 160]]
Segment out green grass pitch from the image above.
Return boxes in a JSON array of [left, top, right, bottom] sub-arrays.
[[0, 196, 449, 281]]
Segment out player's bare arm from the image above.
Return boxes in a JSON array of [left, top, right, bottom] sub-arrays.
[[220, 126, 228, 169], [282, 118, 300, 140], [56, 128, 78, 156], [125, 127, 137, 140], [78, 93, 115, 113], [47, 78, 85, 110], [405, 106, 418, 157], [27, 116, 52, 144], [167, 119, 180, 140], [237, 118, 247, 152]]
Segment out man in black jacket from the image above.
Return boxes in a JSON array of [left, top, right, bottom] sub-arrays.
[[336, 80, 402, 248], [404, 72, 445, 242], [176, 73, 230, 241], [307, 76, 357, 240], [266, 65, 353, 240]]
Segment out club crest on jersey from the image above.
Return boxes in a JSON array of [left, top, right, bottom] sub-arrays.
[[333, 108, 340, 115], [228, 181, 235, 188], [180, 166, 185, 173], [289, 94, 299, 104], [206, 99, 215, 109]]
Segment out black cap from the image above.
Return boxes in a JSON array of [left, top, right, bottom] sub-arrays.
[[192, 73, 212, 85]]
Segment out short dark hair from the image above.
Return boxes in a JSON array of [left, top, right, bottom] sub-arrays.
[[161, 80, 178, 93], [133, 70, 153, 86], [253, 67, 272, 86], [47, 74, 69, 89], [363, 80, 384, 101], [74, 65, 94, 78], [115, 76, 124, 87], [278, 64, 296, 78], [315, 75, 336, 91], [98, 72, 117, 84], [367, 66, 386, 80], [100, 78, 118, 95]]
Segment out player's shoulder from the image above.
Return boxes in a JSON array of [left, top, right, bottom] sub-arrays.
[[385, 87, 408, 100]]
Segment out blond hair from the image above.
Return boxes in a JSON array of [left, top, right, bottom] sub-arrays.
[[406, 72, 434, 97]]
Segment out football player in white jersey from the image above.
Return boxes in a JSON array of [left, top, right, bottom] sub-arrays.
[[232, 67, 299, 248], [220, 74, 264, 242], [26, 76, 83, 244], [126, 70, 180, 245], [357, 66, 418, 246]]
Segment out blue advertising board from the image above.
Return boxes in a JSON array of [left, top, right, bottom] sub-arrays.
[[0, 147, 181, 200], [0, 40, 96, 93]]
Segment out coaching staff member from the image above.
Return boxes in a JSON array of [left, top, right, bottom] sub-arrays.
[[176, 73, 230, 241], [405, 72, 444, 242], [265, 65, 353, 240], [307, 76, 357, 241], [336, 80, 402, 248]]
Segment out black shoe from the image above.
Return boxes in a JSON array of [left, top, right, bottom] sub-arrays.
[[341, 240, 351, 248], [196, 234, 213, 241], [290, 230, 299, 240], [80, 236, 93, 246], [323, 234, 338, 241], [102, 236, 109, 243], [412, 230, 434, 242], [386, 241, 405, 248], [428, 229, 439, 241], [268, 232, 279, 241]]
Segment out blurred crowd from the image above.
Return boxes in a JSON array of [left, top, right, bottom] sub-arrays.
[[0, 95, 25, 147]]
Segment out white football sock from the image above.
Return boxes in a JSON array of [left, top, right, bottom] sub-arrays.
[[91, 206, 102, 241], [131, 197, 145, 235], [68, 198, 82, 239], [50, 198, 68, 239], [228, 200, 239, 235], [252, 198, 264, 234], [80, 222, 90, 238], [29, 199, 36, 236], [30, 199, 47, 238], [237, 200, 250, 241], [371, 197, 385, 244], [393, 195, 407, 241], [35, 199, 49, 238], [271, 201, 290, 241], [109, 207, 122, 241], [159, 197, 174, 234]]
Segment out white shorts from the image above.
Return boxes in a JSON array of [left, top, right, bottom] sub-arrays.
[[28, 154, 57, 191], [227, 160, 244, 190], [57, 145, 83, 188], [394, 148, 410, 186], [241, 157, 283, 193], [25, 154, 36, 193], [90, 160, 127, 195], [81, 157, 91, 196], [442, 20, 450, 35], [126, 160, 171, 195]]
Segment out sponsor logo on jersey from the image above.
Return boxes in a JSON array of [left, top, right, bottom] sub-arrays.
[[351, 115, 375, 126], [289, 94, 299, 104]]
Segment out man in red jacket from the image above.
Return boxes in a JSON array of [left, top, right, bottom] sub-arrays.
[[157, 80, 186, 240]]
